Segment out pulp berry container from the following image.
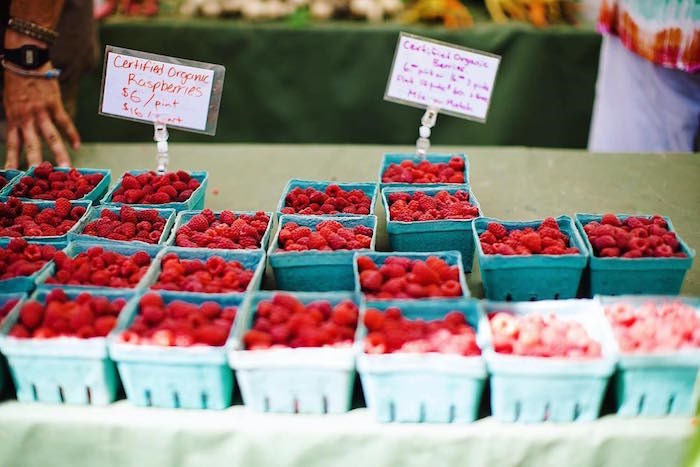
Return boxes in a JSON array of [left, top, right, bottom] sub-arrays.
[[353, 251, 470, 303], [575, 214, 695, 296], [275, 179, 379, 219], [268, 214, 377, 291], [142, 246, 266, 295], [472, 216, 589, 301], [0, 167, 111, 203], [34, 240, 162, 290], [599, 295, 700, 416], [378, 153, 469, 190], [228, 291, 359, 414], [357, 299, 489, 423], [70, 205, 176, 247], [382, 185, 481, 272], [0, 238, 63, 293], [167, 210, 274, 252], [0, 287, 134, 405], [101, 170, 209, 212], [109, 290, 243, 409], [0, 169, 23, 191], [0, 292, 26, 395], [484, 299, 617, 422], [0, 199, 93, 248]]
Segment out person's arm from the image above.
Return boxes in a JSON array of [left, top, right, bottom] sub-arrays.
[[3, 0, 80, 169]]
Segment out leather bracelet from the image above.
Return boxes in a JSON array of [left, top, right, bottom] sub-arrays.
[[1, 59, 61, 79], [7, 17, 59, 45]]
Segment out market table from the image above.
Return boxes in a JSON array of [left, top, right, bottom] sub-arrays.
[[0, 144, 698, 467], [76, 17, 601, 148]]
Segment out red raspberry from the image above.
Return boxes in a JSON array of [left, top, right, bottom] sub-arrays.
[[519, 232, 542, 253], [601, 213, 622, 227], [54, 198, 72, 218], [360, 270, 383, 292], [486, 222, 507, 240], [187, 214, 210, 232], [357, 255, 378, 271]]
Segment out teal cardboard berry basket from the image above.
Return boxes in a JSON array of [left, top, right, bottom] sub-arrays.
[[0, 238, 65, 293], [382, 185, 481, 272], [483, 299, 617, 422], [0, 292, 26, 396], [109, 290, 242, 409], [472, 216, 589, 301], [167, 210, 273, 252], [275, 179, 379, 220], [0, 167, 111, 203], [228, 291, 360, 414], [352, 251, 470, 304], [575, 214, 695, 296], [142, 246, 266, 295], [0, 287, 133, 405], [34, 240, 162, 291], [378, 153, 469, 190], [0, 199, 93, 248], [101, 170, 208, 212], [357, 299, 489, 423], [0, 169, 23, 192], [70, 205, 176, 247], [268, 214, 377, 291], [599, 295, 700, 416]]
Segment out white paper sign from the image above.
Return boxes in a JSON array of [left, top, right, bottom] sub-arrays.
[[385, 33, 501, 123], [99, 46, 225, 134]]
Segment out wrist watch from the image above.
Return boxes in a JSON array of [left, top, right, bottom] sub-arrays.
[[2, 44, 51, 70]]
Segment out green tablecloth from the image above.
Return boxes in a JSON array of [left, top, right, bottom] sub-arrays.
[[0, 144, 698, 467], [76, 19, 601, 148]]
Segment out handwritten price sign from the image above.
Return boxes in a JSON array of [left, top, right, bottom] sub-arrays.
[[385, 33, 501, 123], [99, 46, 225, 134]]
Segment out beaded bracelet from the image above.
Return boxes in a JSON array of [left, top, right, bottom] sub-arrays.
[[7, 17, 59, 45]]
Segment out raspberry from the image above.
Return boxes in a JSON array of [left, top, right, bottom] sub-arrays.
[[519, 232, 542, 253], [54, 198, 72, 218], [10, 164, 102, 200], [486, 222, 507, 239], [357, 255, 378, 271], [19, 300, 44, 329], [382, 159, 465, 184], [360, 270, 383, 292], [187, 214, 210, 232]]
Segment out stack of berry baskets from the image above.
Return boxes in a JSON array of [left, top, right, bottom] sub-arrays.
[[0, 238, 64, 293], [0, 287, 133, 404], [70, 205, 176, 247], [357, 299, 489, 423], [228, 291, 360, 414], [0, 197, 93, 248], [381, 185, 481, 272], [483, 299, 617, 422], [275, 179, 379, 220], [34, 240, 161, 291], [575, 213, 695, 295], [167, 209, 273, 252], [101, 169, 208, 212], [268, 214, 377, 291], [0, 292, 26, 393], [0, 162, 111, 203], [378, 153, 469, 189], [0, 169, 23, 192], [141, 246, 266, 296], [599, 295, 700, 416], [109, 290, 241, 409], [472, 216, 589, 301], [354, 251, 470, 303]]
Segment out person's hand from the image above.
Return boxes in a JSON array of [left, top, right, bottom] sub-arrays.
[[3, 63, 81, 169]]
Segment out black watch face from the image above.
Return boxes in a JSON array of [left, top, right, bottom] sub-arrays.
[[5, 45, 50, 70]]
